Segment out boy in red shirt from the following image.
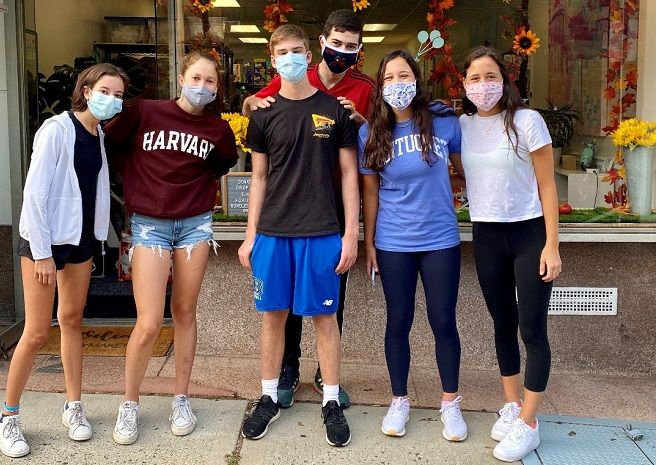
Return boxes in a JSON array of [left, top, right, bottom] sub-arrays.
[[242, 10, 374, 409]]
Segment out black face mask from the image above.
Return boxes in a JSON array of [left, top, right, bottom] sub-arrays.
[[322, 42, 360, 74]]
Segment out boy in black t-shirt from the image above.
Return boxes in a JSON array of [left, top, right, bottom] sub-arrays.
[[238, 24, 359, 447]]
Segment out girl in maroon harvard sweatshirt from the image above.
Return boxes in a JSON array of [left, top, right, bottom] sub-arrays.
[[103, 51, 237, 445]]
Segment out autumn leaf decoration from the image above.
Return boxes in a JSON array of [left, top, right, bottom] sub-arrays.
[[602, 0, 639, 135], [600, 0, 639, 209], [352, 0, 370, 12], [263, 0, 295, 33], [189, 0, 213, 15], [426, 0, 461, 99]]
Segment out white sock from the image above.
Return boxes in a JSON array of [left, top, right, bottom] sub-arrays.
[[323, 384, 339, 407], [262, 378, 279, 404]]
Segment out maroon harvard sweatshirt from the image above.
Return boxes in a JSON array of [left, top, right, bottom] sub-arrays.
[[104, 99, 238, 219]]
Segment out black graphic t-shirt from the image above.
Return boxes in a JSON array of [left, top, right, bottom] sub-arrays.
[[247, 90, 356, 237]]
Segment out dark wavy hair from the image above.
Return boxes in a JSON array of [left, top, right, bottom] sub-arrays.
[[363, 49, 435, 172], [462, 46, 527, 154]]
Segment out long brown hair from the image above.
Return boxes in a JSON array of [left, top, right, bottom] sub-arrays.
[[71, 63, 130, 112], [364, 49, 435, 172], [462, 46, 527, 154], [180, 50, 225, 115]]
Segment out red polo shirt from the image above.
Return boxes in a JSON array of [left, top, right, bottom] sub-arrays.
[[256, 64, 375, 118]]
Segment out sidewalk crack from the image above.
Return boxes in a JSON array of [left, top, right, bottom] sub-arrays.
[[225, 401, 250, 464]]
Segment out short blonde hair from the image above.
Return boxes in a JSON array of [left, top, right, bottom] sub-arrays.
[[269, 24, 309, 54]]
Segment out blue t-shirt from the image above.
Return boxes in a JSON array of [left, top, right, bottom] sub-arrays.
[[358, 113, 461, 252]]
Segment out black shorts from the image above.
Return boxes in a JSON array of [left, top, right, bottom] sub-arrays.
[[17, 237, 95, 271]]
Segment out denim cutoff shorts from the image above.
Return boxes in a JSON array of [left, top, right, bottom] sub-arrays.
[[129, 211, 215, 260]]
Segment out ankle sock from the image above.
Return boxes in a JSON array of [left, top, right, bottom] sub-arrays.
[[262, 378, 279, 404], [322, 384, 339, 406], [3, 403, 19, 416]]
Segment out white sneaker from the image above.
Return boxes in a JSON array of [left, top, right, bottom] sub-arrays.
[[381, 397, 410, 437], [169, 394, 197, 436], [62, 401, 93, 441], [440, 396, 468, 442], [0, 414, 30, 458], [113, 401, 139, 445], [493, 417, 540, 462], [491, 402, 521, 441]]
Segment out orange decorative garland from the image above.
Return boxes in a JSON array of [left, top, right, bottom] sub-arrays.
[[426, 0, 461, 99]]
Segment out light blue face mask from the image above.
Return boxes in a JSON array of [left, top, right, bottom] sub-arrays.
[[87, 91, 123, 120], [275, 52, 308, 83], [181, 84, 217, 107], [382, 81, 417, 111]]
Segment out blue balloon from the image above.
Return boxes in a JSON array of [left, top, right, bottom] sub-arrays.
[[433, 37, 445, 49], [417, 30, 429, 43], [430, 30, 441, 40]]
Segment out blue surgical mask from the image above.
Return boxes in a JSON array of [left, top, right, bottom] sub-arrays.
[[275, 52, 308, 83], [181, 85, 217, 107], [382, 81, 417, 111], [87, 91, 123, 120]]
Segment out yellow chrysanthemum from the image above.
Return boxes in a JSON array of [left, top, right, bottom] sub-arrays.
[[612, 118, 656, 150], [513, 29, 540, 57], [221, 113, 251, 152]]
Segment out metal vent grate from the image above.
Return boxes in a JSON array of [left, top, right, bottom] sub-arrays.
[[548, 287, 617, 315]]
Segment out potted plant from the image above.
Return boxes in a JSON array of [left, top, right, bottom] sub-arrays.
[[612, 118, 656, 216], [535, 99, 580, 166]]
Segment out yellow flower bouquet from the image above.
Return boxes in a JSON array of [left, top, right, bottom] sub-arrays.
[[612, 118, 656, 216], [221, 112, 251, 153], [611, 118, 656, 150]]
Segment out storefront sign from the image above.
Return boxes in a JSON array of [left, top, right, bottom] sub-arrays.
[[222, 172, 251, 216]]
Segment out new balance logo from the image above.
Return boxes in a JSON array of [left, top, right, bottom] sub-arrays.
[[322, 300, 334, 306]]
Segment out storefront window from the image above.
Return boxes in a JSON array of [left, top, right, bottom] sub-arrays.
[[24, 0, 655, 230]]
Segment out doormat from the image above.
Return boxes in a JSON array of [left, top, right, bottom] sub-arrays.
[[39, 325, 174, 357]]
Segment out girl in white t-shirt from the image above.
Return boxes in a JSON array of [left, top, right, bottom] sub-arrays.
[[459, 46, 562, 462]]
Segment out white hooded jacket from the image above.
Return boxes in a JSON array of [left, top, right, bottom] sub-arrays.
[[18, 112, 110, 260]]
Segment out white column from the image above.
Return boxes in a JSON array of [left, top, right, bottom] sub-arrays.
[[636, 1, 656, 209], [0, 3, 12, 226]]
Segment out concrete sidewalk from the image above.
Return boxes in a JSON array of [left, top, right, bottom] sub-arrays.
[[3, 391, 516, 465], [4, 391, 656, 464], [1, 355, 655, 463]]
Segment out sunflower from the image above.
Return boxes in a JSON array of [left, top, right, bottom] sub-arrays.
[[352, 0, 370, 12], [513, 29, 540, 56]]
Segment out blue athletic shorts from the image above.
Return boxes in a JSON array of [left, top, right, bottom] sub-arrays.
[[251, 233, 342, 316]]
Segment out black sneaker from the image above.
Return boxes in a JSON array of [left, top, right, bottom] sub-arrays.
[[277, 365, 300, 408], [314, 368, 351, 409], [322, 400, 351, 447], [241, 395, 280, 440]]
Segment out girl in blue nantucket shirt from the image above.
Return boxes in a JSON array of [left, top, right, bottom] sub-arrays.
[[359, 49, 467, 442]]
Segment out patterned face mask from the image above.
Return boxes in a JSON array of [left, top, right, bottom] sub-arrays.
[[465, 81, 504, 112], [382, 81, 417, 111]]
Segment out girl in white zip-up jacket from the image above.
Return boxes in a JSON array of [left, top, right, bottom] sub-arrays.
[[1, 64, 128, 459]]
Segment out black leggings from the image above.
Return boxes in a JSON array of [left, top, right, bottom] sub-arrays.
[[377, 245, 461, 396], [473, 216, 552, 393]]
